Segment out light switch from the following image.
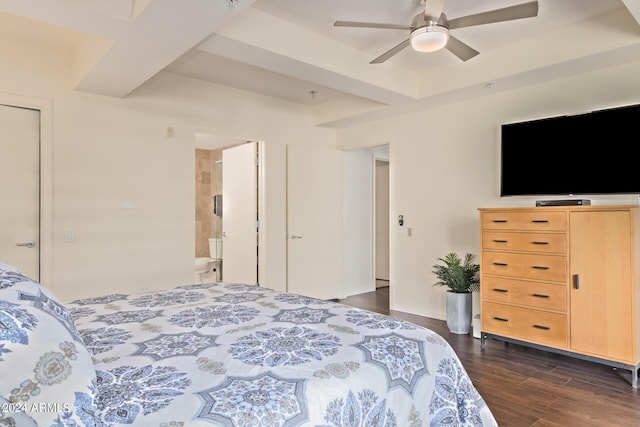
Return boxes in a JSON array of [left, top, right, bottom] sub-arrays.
[[64, 229, 74, 242]]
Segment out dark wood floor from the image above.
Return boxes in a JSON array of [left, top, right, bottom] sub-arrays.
[[339, 287, 640, 427]]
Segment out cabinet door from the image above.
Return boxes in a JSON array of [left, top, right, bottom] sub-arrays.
[[569, 210, 633, 362]]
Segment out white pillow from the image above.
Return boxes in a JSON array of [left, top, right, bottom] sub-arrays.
[[0, 260, 21, 273], [0, 266, 99, 426], [0, 261, 32, 290]]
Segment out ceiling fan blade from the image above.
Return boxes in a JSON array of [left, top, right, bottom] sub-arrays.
[[334, 21, 411, 30], [370, 39, 411, 64], [424, 0, 447, 20], [445, 35, 480, 62], [448, 1, 538, 30]]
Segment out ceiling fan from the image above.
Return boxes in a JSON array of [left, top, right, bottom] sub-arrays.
[[334, 0, 539, 64]]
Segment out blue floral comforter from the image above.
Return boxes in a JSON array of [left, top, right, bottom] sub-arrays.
[[68, 283, 497, 426]]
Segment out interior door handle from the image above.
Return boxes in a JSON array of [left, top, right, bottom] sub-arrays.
[[16, 240, 36, 248], [290, 235, 303, 239]]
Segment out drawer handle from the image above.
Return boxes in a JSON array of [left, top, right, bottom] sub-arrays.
[[493, 317, 509, 322], [532, 265, 549, 270], [531, 219, 550, 223], [492, 219, 508, 223], [533, 324, 551, 330], [532, 293, 550, 298], [492, 239, 508, 243], [531, 241, 549, 245], [493, 288, 508, 293], [493, 262, 508, 266]]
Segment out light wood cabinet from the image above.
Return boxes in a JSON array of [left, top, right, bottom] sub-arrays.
[[479, 205, 640, 387]]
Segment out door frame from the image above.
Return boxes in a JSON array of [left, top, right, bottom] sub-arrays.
[[0, 92, 52, 285], [190, 127, 266, 286]]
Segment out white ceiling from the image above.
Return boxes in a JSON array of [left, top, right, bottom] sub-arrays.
[[1, 0, 639, 129]]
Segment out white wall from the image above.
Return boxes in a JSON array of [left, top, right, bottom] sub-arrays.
[[337, 60, 640, 321], [0, 32, 335, 301], [4, 27, 640, 320]]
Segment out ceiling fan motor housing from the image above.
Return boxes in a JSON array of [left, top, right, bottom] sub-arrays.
[[410, 13, 449, 52], [412, 12, 449, 30]]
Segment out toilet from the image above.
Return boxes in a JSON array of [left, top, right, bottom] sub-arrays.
[[195, 238, 222, 283]]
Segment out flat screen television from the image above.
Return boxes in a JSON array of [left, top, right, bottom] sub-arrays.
[[500, 103, 640, 197]]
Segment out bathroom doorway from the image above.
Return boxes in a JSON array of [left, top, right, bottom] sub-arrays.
[[194, 133, 244, 283]]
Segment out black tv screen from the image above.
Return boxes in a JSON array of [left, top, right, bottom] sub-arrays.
[[500, 103, 640, 197]]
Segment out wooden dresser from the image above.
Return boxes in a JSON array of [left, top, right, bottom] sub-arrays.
[[478, 205, 640, 387]]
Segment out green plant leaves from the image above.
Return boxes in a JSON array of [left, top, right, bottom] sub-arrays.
[[432, 252, 480, 293]]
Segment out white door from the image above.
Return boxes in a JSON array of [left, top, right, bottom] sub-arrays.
[[375, 160, 390, 283], [0, 104, 40, 280], [222, 142, 258, 284], [287, 145, 343, 300]]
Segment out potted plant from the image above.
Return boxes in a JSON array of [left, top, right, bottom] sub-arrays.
[[432, 252, 480, 334]]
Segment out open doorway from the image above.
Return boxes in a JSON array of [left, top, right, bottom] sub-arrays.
[[194, 133, 245, 284]]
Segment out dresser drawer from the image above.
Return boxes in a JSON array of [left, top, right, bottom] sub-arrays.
[[482, 211, 566, 231], [482, 231, 566, 254], [482, 252, 566, 283], [482, 276, 567, 312], [482, 302, 567, 348]]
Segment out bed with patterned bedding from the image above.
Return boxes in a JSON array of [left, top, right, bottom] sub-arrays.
[[0, 261, 497, 426]]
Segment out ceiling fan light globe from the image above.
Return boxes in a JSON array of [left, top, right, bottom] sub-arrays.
[[410, 25, 449, 52]]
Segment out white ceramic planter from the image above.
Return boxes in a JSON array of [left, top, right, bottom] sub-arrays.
[[446, 291, 472, 334]]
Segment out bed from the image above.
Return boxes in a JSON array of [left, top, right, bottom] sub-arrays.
[[0, 261, 497, 426]]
